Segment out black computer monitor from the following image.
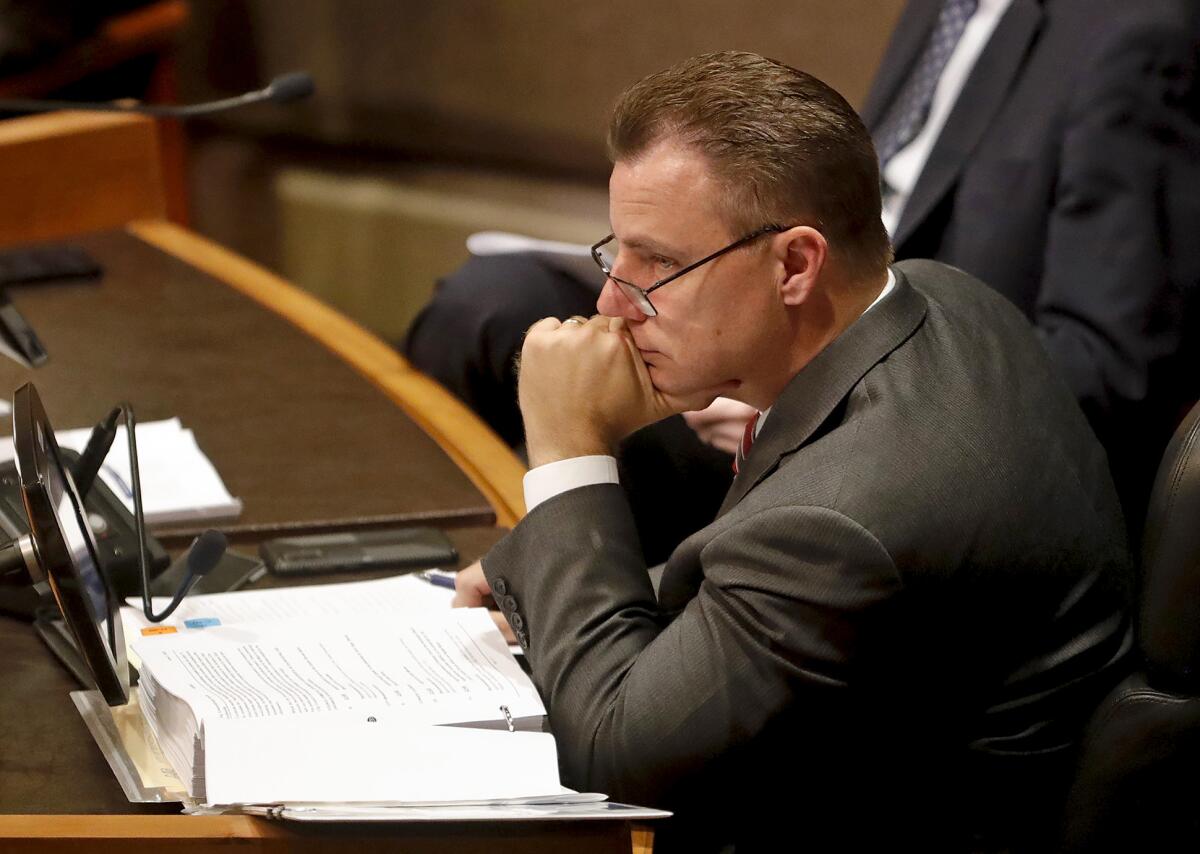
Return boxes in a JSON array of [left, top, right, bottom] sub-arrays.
[[12, 382, 128, 705]]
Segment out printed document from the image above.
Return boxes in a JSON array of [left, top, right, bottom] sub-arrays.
[[122, 573, 452, 637], [130, 592, 550, 806]]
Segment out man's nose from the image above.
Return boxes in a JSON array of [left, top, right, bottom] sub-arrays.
[[597, 277, 646, 321]]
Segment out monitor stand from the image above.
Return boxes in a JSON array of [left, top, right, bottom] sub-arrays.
[[70, 688, 187, 804]]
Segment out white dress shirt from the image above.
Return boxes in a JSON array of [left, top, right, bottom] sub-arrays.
[[880, 0, 1014, 235], [523, 271, 897, 512]]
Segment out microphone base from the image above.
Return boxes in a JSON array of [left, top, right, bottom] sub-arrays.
[[0, 455, 170, 599]]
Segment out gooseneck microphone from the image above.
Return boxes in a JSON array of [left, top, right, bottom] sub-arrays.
[[119, 402, 226, 622], [143, 528, 228, 621], [0, 72, 314, 371], [0, 71, 315, 117]]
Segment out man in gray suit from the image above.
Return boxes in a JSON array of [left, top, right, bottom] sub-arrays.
[[454, 52, 1131, 851], [409, 0, 1199, 557]]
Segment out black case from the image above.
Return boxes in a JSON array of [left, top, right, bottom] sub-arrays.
[[260, 527, 458, 576]]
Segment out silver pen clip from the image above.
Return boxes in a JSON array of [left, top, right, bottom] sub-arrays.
[[500, 704, 515, 733]]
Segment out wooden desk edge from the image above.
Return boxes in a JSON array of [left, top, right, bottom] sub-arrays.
[[0, 815, 654, 852], [127, 219, 527, 527]]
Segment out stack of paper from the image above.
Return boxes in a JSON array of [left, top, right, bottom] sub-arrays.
[[133, 608, 554, 806], [116, 575, 671, 822], [191, 800, 671, 823], [0, 417, 242, 526]]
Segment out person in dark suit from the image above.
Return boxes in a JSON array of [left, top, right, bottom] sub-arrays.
[[866, 0, 1199, 532], [405, 0, 1199, 547], [452, 52, 1131, 852]]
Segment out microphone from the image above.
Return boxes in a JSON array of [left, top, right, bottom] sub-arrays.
[[0, 71, 316, 118], [104, 401, 227, 623], [140, 529, 228, 623], [180, 529, 228, 579], [262, 72, 316, 104]]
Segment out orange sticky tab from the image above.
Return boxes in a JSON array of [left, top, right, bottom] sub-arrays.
[[141, 626, 178, 636]]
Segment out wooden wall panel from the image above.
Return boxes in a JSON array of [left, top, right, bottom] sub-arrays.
[[0, 112, 166, 247]]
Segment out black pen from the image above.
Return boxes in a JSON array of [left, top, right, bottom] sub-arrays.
[[0, 289, 47, 366]]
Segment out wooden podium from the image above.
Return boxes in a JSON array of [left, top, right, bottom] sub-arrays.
[[0, 111, 652, 853]]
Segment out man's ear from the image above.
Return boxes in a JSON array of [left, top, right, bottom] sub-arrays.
[[777, 226, 827, 306]]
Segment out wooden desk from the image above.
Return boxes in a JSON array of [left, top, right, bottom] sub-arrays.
[[0, 227, 498, 539], [0, 111, 650, 852], [0, 111, 527, 529]]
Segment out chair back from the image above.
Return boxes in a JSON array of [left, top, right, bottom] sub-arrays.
[[1061, 401, 1200, 850]]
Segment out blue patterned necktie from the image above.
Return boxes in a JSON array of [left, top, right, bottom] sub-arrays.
[[874, 0, 981, 167]]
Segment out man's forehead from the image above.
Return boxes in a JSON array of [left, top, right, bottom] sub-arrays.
[[609, 139, 728, 244], [612, 139, 715, 196]]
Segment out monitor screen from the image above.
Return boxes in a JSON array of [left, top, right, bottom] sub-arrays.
[[13, 383, 127, 705]]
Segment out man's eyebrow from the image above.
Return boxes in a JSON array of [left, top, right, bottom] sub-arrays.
[[619, 235, 684, 258]]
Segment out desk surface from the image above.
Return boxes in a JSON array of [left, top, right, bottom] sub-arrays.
[[0, 229, 496, 540]]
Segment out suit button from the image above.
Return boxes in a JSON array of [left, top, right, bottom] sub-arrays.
[[516, 630, 529, 648], [510, 612, 525, 631], [502, 595, 517, 612], [492, 577, 508, 596]]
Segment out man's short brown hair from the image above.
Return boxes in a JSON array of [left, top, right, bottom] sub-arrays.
[[608, 51, 892, 278]]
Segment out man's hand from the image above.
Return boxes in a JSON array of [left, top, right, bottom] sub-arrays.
[[517, 315, 718, 467], [450, 561, 516, 644], [683, 397, 758, 455]]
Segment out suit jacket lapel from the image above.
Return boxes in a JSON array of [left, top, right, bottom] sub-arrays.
[[718, 271, 929, 516], [891, 0, 1044, 251], [861, 0, 943, 129]]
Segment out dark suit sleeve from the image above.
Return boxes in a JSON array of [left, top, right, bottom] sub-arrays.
[[1035, 15, 1199, 425], [481, 483, 901, 806]]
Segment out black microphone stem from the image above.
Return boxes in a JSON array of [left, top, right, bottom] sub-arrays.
[[123, 402, 159, 622], [73, 402, 221, 624], [0, 89, 269, 118], [0, 72, 315, 118]]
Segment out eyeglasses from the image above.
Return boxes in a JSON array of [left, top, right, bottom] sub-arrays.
[[590, 224, 795, 317]]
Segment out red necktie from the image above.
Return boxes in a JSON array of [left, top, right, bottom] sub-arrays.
[[733, 410, 761, 474]]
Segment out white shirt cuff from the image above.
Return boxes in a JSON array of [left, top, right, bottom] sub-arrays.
[[523, 455, 619, 513]]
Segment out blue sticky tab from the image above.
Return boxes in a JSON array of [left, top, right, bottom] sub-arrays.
[[184, 617, 221, 629]]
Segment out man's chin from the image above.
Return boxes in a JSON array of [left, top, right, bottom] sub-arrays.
[[646, 364, 686, 396], [648, 366, 740, 402]]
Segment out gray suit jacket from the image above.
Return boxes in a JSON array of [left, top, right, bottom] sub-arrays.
[[483, 260, 1132, 851]]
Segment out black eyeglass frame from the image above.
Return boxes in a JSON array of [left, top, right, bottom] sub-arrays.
[[590, 223, 797, 316]]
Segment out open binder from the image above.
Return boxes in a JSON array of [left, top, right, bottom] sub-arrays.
[[83, 575, 672, 821]]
